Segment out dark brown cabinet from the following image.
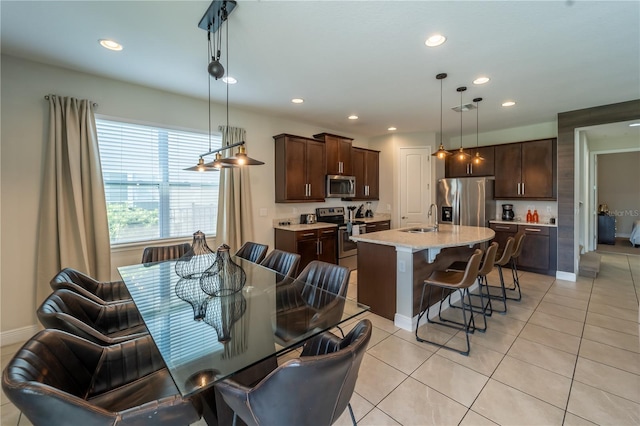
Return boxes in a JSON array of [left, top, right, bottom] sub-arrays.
[[313, 133, 353, 176], [274, 134, 326, 202], [494, 139, 556, 199], [489, 223, 557, 276], [352, 147, 379, 200], [274, 226, 337, 272], [365, 220, 390, 233], [445, 146, 495, 177]]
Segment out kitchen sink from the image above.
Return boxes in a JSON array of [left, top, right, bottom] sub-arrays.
[[401, 227, 438, 233]]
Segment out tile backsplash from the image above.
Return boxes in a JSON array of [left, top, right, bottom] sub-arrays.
[[494, 200, 557, 224]]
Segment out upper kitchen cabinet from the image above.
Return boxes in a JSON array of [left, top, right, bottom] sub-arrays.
[[494, 138, 556, 199], [313, 133, 353, 175], [352, 147, 379, 200], [274, 134, 326, 203], [445, 146, 495, 177]]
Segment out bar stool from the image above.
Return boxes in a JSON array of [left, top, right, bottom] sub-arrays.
[[415, 249, 483, 356], [506, 232, 526, 301], [446, 242, 499, 319], [485, 236, 516, 314]]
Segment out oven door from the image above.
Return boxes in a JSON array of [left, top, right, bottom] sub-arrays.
[[338, 225, 365, 258]]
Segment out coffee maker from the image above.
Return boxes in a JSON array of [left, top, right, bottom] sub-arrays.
[[502, 204, 515, 221]]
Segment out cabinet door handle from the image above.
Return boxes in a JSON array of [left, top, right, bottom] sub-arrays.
[[524, 228, 541, 232], [339, 161, 343, 173], [469, 163, 473, 174], [321, 230, 333, 234], [517, 183, 521, 195], [495, 225, 511, 230], [302, 232, 315, 237], [522, 183, 525, 195]]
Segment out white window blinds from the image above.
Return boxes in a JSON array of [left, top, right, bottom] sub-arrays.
[[96, 119, 220, 244]]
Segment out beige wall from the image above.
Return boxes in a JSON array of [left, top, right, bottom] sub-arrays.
[[597, 151, 640, 237], [1, 55, 372, 338]]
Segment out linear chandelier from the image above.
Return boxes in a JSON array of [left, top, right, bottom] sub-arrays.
[[187, 0, 263, 172]]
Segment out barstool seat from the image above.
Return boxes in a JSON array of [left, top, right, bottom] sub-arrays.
[[415, 249, 483, 356]]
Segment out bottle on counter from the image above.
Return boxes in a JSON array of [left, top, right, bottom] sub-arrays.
[[526, 209, 532, 223], [532, 209, 539, 223]]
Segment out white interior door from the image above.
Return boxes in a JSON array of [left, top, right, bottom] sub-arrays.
[[399, 147, 432, 228]]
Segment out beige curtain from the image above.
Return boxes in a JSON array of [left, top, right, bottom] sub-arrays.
[[35, 95, 111, 303], [216, 125, 253, 252]]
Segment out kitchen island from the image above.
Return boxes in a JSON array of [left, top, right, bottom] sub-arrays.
[[351, 224, 495, 331]]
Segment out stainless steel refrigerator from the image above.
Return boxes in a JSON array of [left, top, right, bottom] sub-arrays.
[[437, 177, 495, 227]]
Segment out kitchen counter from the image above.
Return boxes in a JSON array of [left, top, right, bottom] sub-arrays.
[[351, 224, 494, 251], [273, 223, 338, 231], [490, 220, 557, 228], [355, 215, 391, 224], [353, 224, 495, 331]]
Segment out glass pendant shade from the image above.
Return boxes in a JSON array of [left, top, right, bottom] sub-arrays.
[[204, 292, 247, 343], [175, 231, 217, 279], [175, 277, 211, 320], [200, 244, 247, 296]]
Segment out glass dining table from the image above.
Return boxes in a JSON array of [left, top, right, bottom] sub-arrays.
[[118, 256, 369, 401]]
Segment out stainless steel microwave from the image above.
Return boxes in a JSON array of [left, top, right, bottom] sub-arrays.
[[326, 175, 356, 198]]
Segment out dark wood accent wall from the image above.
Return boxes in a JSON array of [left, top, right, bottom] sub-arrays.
[[556, 99, 640, 273]]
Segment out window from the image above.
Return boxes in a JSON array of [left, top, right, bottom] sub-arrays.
[[96, 118, 220, 245]]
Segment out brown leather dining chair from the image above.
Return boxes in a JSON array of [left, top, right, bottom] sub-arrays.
[[141, 242, 191, 264], [259, 249, 301, 283], [275, 261, 351, 341], [235, 241, 269, 264], [2, 329, 202, 426], [50, 267, 131, 304], [416, 249, 484, 356], [37, 289, 148, 345], [215, 319, 372, 426]]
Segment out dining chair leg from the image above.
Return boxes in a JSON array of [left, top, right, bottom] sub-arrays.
[[348, 402, 357, 425], [508, 258, 522, 301]]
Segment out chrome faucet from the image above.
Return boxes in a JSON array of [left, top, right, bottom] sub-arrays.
[[428, 203, 439, 231]]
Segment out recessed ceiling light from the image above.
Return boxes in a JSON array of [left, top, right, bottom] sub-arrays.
[[99, 39, 123, 51], [291, 98, 304, 104], [629, 122, 640, 127], [348, 115, 359, 120], [388, 127, 397, 131], [222, 76, 237, 84], [502, 101, 516, 107], [425, 34, 446, 47], [473, 76, 490, 85]]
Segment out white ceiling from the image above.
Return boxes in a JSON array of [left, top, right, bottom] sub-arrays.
[[2, 0, 639, 143]]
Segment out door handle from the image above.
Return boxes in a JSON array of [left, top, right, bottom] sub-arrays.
[[521, 183, 525, 195], [524, 228, 541, 232], [517, 183, 521, 195], [402, 216, 407, 219], [469, 163, 473, 174]]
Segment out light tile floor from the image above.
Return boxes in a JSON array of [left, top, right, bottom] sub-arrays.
[[2, 253, 638, 425]]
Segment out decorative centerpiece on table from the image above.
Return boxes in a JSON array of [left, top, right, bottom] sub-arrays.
[[204, 292, 247, 343], [175, 277, 211, 321], [200, 244, 247, 296], [175, 230, 217, 279]]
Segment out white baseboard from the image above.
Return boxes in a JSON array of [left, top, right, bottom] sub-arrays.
[[556, 270, 577, 282], [1, 324, 41, 347]]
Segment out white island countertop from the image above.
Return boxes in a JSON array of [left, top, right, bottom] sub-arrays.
[[350, 224, 495, 252]]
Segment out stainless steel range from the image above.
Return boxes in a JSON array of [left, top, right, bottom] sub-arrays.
[[316, 207, 366, 271]]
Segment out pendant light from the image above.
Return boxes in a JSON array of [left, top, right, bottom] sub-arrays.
[[432, 73, 452, 159], [187, 0, 263, 171], [217, 1, 263, 167], [472, 97, 484, 164], [455, 86, 471, 161]]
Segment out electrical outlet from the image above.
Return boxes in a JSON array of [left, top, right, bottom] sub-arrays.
[[546, 206, 552, 214], [398, 260, 406, 272], [259, 208, 268, 217], [387, 203, 391, 211]]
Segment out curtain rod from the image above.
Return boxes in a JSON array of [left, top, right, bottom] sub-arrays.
[[44, 95, 98, 108]]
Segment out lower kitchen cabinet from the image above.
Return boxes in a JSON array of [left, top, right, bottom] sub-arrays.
[[489, 223, 557, 276], [364, 220, 390, 233], [274, 226, 337, 272]]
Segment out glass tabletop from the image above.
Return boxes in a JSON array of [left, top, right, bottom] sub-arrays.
[[118, 256, 369, 397]]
